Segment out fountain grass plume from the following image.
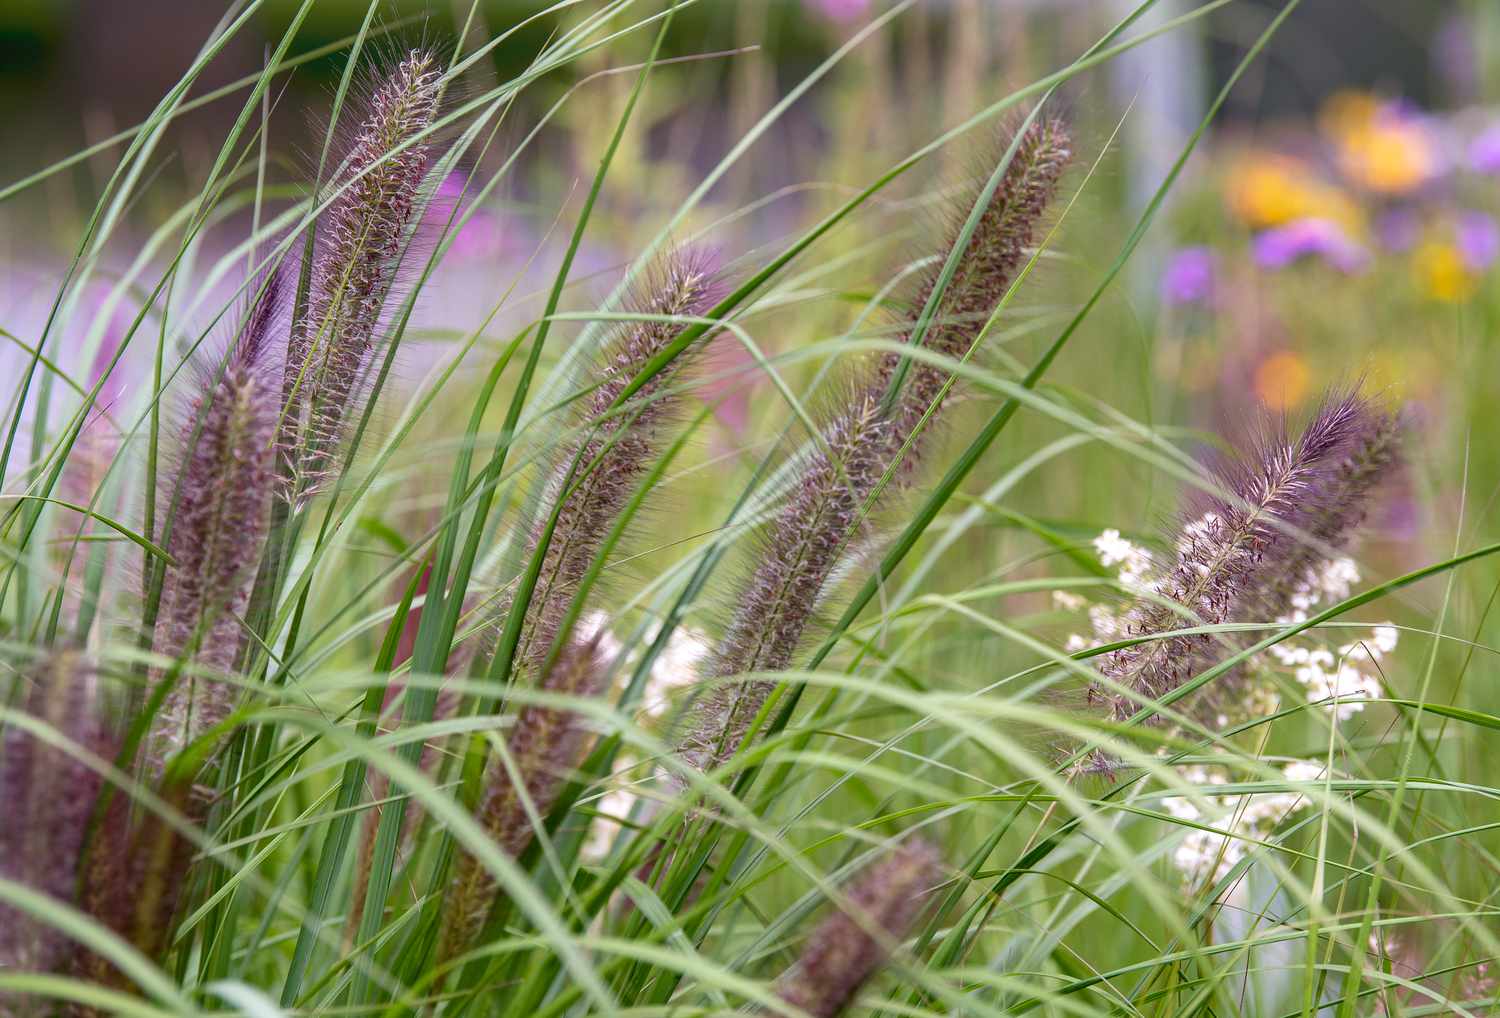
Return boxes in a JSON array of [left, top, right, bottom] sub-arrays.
[[0, 651, 118, 1003], [774, 839, 943, 1018], [74, 767, 200, 1004], [510, 250, 722, 674], [363, 252, 717, 959], [435, 634, 611, 971], [1088, 390, 1402, 733], [676, 119, 1071, 784], [143, 273, 283, 780], [875, 117, 1072, 467], [676, 391, 892, 779], [280, 47, 441, 503]]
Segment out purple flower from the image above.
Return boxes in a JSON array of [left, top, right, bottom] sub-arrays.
[[812, 0, 870, 22], [1456, 211, 1499, 271], [1376, 208, 1420, 253], [1468, 123, 1500, 174], [1160, 247, 1215, 306], [1253, 218, 1369, 274]]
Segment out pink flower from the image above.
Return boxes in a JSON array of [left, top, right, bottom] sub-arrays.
[[811, 0, 870, 23]]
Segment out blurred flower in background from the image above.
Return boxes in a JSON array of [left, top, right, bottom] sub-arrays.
[[1321, 91, 1444, 195], [1467, 121, 1500, 174], [1409, 211, 1498, 302], [1252, 350, 1311, 411], [1455, 210, 1499, 271], [1253, 217, 1369, 274], [1226, 154, 1361, 232], [1159, 246, 1216, 306], [810, 0, 870, 23]]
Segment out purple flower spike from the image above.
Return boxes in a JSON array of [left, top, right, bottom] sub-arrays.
[[1456, 211, 1500, 272], [1468, 123, 1500, 174], [674, 118, 1072, 789], [1253, 218, 1370, 274], [281, 49, 442, 503], [436, 635, 612, 973], [144, 274, 283, 778], [1160, 247, 1216, 306]]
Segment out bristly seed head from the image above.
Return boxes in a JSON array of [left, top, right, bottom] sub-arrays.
[[511, 250, 722, 674], [1088, 391, 1402, 731], [280, 48, 442, 503], [0, 651, 118, 998], [436, 635, 611, 970], [144, 274, 283, 780], [676, 392, 891, 780], [775, 839, 943, 1018], [674, 118, 1071, 786], [875, 117, 1071, 470]]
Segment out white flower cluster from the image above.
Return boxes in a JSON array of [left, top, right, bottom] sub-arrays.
[[1159, 761, 1328, 887], [1060, 531, 1152, 652], [1268, 557, 1397, 721], [1093, 528, 1154, 590], [1057, 535, 1403, 888], [1059, 530, 1153, 652], [577, 621, 712, 861]]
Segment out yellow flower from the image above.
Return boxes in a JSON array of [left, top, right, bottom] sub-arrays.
[[1321, 90, 1438, 195], [1253, 351, 1311, 411], [1319, 90, 1381, 140], [1226, 154, 1362, 233], [1412, 241, 1476, 302]]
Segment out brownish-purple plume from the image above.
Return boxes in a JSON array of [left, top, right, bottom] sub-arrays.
[[280, 48, 441, 503], [775, 839, 943, 1018], [1087, 391, 1401, 732], [74, 771, 200, 1003], [873, 116, 1073, 462], [143, 274, 283, 780], [435, 636, 611, 971], [0, 652, 119, 1011], [675, 119, 1071, 785], [510, 251, 722, 674]]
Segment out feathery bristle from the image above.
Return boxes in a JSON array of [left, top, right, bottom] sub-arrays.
[[677, 393, 891, 779], [673, 119, 1071, 785], [280, 48, 441, 503], [1089, 391, 1402, 728], [875, 117, 1071, 468], [436, 635, 610, 968], [511, 251, 721, 673], [144, 275, 282, 779], [775, 840, 943, 1018], [0, 652, 116, 1000]]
